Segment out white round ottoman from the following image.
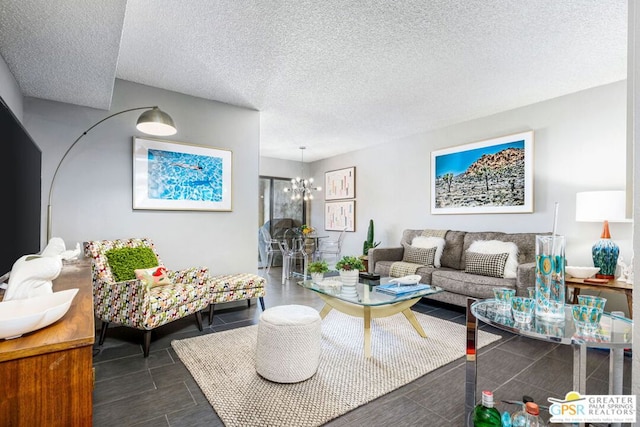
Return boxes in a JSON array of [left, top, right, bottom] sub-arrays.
[[255, 304, 321, 383]]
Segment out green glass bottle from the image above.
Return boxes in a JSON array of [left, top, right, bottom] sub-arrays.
[[473, 390, 502, 427]]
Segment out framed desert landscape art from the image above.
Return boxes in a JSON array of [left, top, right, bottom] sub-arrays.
[[133, 137, 232, 211], [431, 131, 534, 214]]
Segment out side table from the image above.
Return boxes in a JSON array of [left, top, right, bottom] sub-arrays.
[[565, 277, 633, 318], [465, 298, 632, 427]]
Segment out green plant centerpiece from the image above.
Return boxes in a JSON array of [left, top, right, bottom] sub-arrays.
[[308, 259, 329, 283], [335, 255, 365, 271], [335, 255, 365, 290], [308, 260, 329, 273]]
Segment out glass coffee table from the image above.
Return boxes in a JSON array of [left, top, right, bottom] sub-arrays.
[[465, 298, 633, 427], [298, 277, 442, 357]]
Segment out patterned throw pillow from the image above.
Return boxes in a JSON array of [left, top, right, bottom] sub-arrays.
[[402, 244, 437, 266], [465, 251, 510, 278], [134, 266, 171, 288], [105, 247, 159, 282], [467, 240, 519, 278], [412, 236, 445, 267]]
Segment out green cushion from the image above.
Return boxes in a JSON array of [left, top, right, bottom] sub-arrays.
[[105, 247, 159, 282]]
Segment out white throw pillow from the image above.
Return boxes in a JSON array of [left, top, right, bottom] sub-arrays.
[[467, 240, 518, 279], [412, 236, 445, 268]]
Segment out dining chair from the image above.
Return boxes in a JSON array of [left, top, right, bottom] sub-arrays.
[[278, 228, 308, 284], [317, 227, 347, 267], [260, 226, 281, 274]]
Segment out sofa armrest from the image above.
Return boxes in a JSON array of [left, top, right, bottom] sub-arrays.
[[515, 262, 536, 296], [368, 247, 404, 273]]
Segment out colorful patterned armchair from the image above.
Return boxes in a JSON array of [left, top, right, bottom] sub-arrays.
[[85, 238, 210, 357]]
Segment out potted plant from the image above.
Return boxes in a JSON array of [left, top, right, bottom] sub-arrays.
[[308, 259, 329, 283], [335, 255, 365, 287], [360, 219, 381, 271]]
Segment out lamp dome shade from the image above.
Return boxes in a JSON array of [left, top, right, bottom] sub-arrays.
[[136, 107, 177, 136]]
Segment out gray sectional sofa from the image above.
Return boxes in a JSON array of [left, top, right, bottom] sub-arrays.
[[369, 229, 550, 308]]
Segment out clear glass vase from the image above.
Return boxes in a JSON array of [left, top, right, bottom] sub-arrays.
[[535, 235, 565, 321]]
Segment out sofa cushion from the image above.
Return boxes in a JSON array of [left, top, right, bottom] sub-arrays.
[[440, 230, 467, 270], [412, 236, 445, 267], [497, 232, 548, 264], [465, 252, 509, 278], [402, 244, 436, 266], [431, 270, 516, 300], [467, 240, 518, 278]]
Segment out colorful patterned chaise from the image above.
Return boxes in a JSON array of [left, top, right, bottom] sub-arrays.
[[85, 238, 210, 357], [208, 273, 266, 324]]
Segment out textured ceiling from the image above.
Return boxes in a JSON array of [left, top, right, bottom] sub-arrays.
[[0, 0, 628, 162]]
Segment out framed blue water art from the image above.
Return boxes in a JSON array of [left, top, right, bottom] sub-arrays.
[[430, 131, 534, 214], [133, 137, 233, 211]]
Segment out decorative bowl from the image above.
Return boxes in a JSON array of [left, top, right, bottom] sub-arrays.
[[0, 288, 78, 340], [565, 266, 600, 279]]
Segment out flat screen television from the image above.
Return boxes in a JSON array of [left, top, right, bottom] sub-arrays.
[[0, 95, 42, 278]]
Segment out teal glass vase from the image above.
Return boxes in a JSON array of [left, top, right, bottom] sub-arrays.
[[535, 235, 565, 321]]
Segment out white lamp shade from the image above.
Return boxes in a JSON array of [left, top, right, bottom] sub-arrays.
[[575, 191, 629, 223]]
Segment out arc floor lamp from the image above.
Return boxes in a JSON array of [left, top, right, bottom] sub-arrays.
[[46, 106, 177, 241]]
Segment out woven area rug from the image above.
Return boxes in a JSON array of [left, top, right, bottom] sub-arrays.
[[172, 309, 500, 427]]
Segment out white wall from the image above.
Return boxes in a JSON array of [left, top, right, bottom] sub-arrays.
[[260, 156, 303, 180], [629, 0, 639, 403], [0, 54, 23, 122], [308, 81, 632, 314], [23, 79, 260, 274]]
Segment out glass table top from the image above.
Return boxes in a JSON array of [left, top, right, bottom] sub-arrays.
[[298, 277, 443, 307], [471, 299, 633, 349]]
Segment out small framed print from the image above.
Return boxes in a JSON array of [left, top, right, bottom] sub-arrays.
[[324, 167, 355, 200], [324, 200, 355, 231]]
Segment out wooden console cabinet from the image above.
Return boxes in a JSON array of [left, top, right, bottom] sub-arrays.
[[566, 276, 633, 319], [0, 260, 94, 426]]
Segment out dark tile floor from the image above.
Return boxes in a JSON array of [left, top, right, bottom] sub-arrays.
[[92, 268, 632, 426]]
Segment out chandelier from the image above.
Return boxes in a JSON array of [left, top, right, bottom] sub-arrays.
[[284, 146, 321, 201]]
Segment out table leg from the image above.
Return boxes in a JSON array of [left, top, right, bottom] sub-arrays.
[[281, 254, 289, 285], [572, 344, 587, 394], [609, 347, 624, 395], [609, 311, 625, 395], [319, 304, 332, 319], [625, 291, 633, 319], [572, 287, 580, 304], [465, 299, 478, 427], [401, 308, 427, 337], [363, 306, 371, 358], [607, 347, 624, 427]]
